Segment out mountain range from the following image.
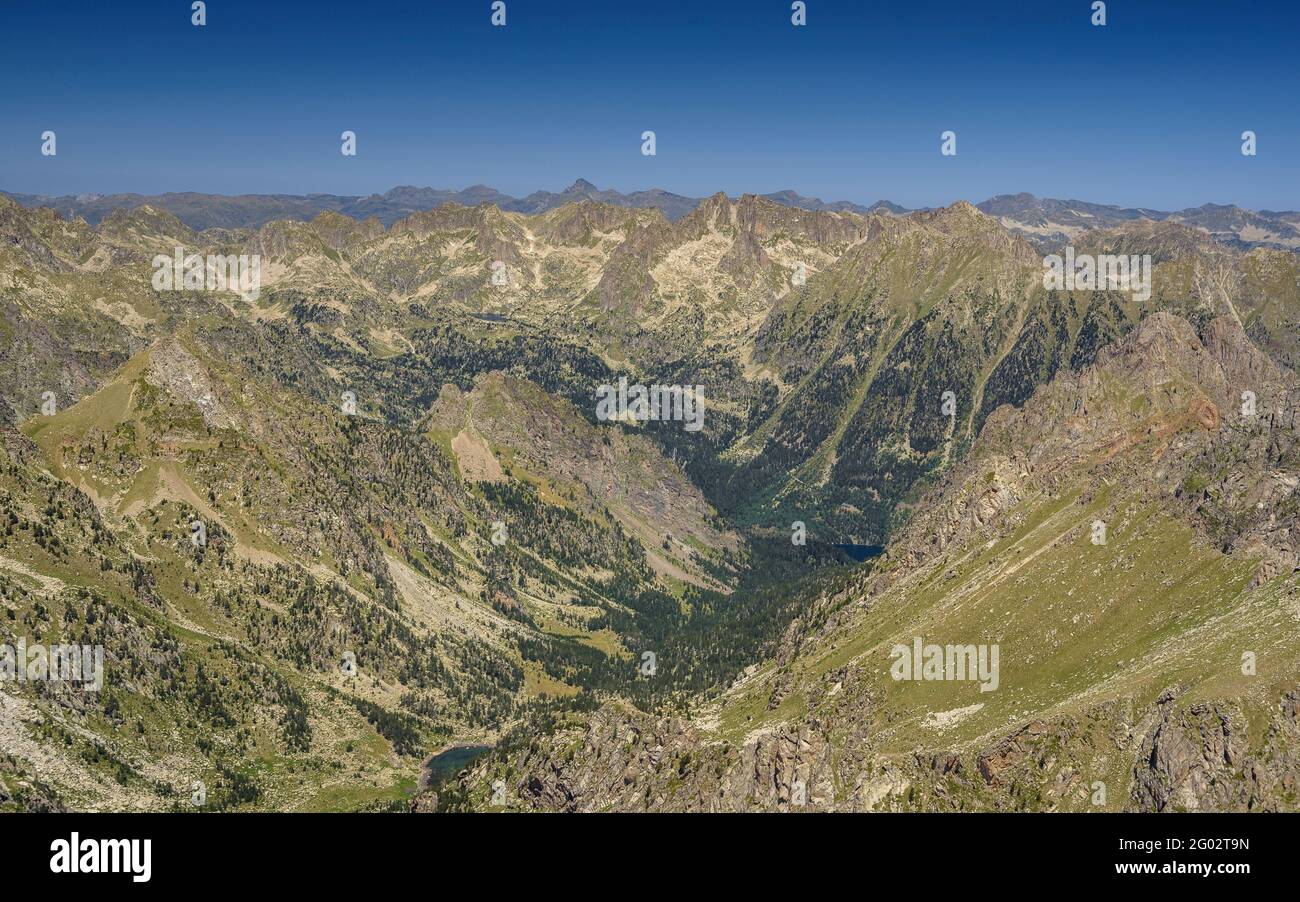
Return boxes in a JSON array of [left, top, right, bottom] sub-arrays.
[[6, 182, 1298, 253], [1, 186, 1298, 813]]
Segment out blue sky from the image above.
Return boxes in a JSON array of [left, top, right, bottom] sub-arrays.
[[2, 0, 1297, 210]]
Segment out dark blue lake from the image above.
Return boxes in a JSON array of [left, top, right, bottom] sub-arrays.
[[833, 543, 885, 562]]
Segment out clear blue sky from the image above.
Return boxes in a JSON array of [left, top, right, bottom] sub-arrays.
[[2, 0, 1296, 210]]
